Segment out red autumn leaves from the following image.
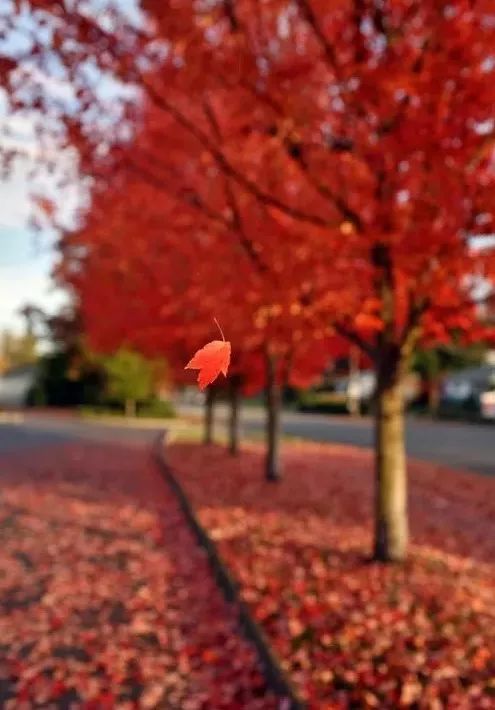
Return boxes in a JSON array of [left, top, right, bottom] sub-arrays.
[[0, 443, 275, 708], [168, 441, 495, 708]]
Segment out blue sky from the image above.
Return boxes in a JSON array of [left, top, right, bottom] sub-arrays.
[[0, 0, 144, 337], [0, 160, 67, 335]]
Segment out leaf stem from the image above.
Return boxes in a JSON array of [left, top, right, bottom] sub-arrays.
[[214, 317, 225, 341]]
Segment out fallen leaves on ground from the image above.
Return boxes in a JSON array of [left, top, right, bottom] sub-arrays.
[[168, 441, 495, 708], [0, 443, 276, 709]]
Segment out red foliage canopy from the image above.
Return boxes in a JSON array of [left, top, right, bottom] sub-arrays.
[[6, 1, 495, 387], [141, 0, 495, 349]]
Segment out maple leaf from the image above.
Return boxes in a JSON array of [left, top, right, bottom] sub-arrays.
[[185, 321, 231, 389]]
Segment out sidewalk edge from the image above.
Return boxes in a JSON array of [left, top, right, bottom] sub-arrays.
[[154, 431, 305, 710]]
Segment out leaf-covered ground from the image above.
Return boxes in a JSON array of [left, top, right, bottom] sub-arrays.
[[0, 443, 276, 709], [168, 441, 495, 708]]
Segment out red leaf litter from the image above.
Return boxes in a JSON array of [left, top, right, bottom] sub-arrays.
[[168, 441, 495, 708], [0, 443, 276, 709]]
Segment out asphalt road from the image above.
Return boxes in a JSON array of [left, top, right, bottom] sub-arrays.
[[0, 409, 492, 476], [182, 404, 495, 476], [0, 412, 162, 456]]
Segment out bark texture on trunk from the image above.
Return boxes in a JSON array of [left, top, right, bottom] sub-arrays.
[[373, 367, 408, 562], [228, 377, 241, 456], [370, 243, 415, 562], [265, 353, 282, 481], [204, 387, 215, 445]]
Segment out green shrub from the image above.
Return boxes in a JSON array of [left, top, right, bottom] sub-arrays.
[[137, 399, 176, 419], [80, 399, 175, 420], [298, 391, 350, 414]]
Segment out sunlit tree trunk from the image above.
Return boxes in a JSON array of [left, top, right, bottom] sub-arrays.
[[265, 352, 282, 481], [204, 387, 215, 445], [228, 376, 241, 455], [373, 355, 408, 562], [370, 243, 420, 563]]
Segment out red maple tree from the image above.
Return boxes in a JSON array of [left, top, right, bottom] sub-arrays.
[[57, 121, 335, 477], [130, 0, 495, 562], [6, 1, 495, 562]]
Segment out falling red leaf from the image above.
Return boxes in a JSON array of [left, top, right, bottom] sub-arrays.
[[185, 319, 231, 390], [185, 339, 231, 390]]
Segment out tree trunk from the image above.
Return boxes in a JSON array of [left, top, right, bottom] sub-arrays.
[[125, 398, 136, 418], [347, 345, 361, 417], [204, 387, 215, 445], [427, 377, 440, 417], [228, 377, 241, 455], [373, 366, 408, 562], [265, 353, 282, 481]]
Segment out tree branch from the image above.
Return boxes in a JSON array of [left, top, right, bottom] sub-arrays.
[[202, 98, 269, 273], [143, 79, 334, 228], [399, 296, 428, 351], [334, 322, 377, 360], [294, 0, 341, 78], [236, 78, 362, 230], [124, 156, 231, 228]]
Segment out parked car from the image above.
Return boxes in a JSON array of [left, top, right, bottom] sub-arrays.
[[179, 387, 206, 407], [299, 371, 420, 415], [0, 364, 37, 408], [439, 365, 495, 420]]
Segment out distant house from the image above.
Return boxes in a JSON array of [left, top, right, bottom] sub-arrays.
[[0, 364, 37, 408]]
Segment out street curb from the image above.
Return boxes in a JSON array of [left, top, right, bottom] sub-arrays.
[[154, 431, 305, 710]]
